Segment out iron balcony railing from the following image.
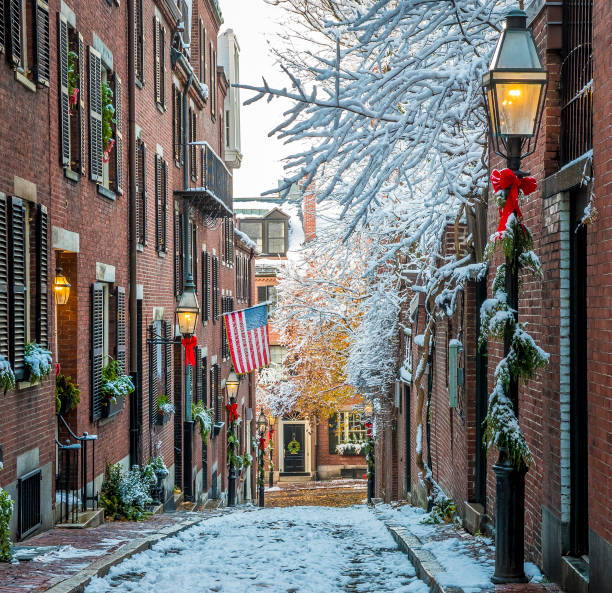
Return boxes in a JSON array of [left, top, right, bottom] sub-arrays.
[[560, 0, 593, 165]]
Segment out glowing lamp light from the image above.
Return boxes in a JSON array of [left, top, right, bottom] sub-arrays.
[[53, 268, 71, 305], [482, 9, 548, 162], [226, 369, 239, 400], [257, 410, 268, 435], [175, 279, 200, 337]]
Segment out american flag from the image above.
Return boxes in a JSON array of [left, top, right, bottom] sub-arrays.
[[223, 305, 271, 374]]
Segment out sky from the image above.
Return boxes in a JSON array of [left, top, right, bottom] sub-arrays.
[[218, 0, 292, 199]]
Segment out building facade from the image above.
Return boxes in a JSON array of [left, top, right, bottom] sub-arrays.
[[375, 2, 611, 592], [0, 0, 256, 542]]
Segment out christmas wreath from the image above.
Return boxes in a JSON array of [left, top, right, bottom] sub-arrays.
[[287, 438, 300, 455]]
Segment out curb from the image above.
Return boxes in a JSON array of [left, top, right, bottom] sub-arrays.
[[386, 523, 464, 593], [41, 517, 205, 593]]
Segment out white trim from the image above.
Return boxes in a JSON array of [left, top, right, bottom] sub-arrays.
[[278, 419, 311, 474]]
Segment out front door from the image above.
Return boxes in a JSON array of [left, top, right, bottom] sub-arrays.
[[283, 424, 305, 473]]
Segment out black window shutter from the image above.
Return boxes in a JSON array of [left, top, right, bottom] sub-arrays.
[[0, 1, 5, 54], [192, 225, 198, 294], [0, 194, 9, 360], [328, 414, 339, 455], [88, 46, 103, 183], [115, 286, 126, 372], [57, 14, 70, 167], [174, 210, 182, 296], [210, 365, 215, 414], [194, 346, 202, 403], [148, 324, 158, 425], [172, 84, 178, 162], [163, 320, 172, 400], [91, 283, 104, 421], [160, 25, 166, 107], [34, 0, 50, 87], [8, 197, 27, 381], [201, 356, 207, 407], [214, 364, 221, 423], [212, 255, 218, 321], [138, 141, 147, 244], [78, 33, 86, 176], [202, 250, 209, 322], [36, 204, 49, 348], [155, 154, 161, 250], [7, 0, 22, 68], [135, 139, 141, 241], [114, 74, 124, 194], [153, 17, 160, 104], [162, 159, 168, 250], [135, 0, 144, 83]]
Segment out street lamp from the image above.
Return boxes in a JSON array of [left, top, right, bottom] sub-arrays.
[[226, 369, 240, 507], [482, 8, 548, 172], [482, 8, 547, 585], [256, 411, 268, 507], [175, 277, 200, 337], [268, 415, 276, 488], [226, 370, 239, 400], [53, 268, 71, 305]]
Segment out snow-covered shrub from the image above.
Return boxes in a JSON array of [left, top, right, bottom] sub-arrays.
[[55, 373, 80, 413], [192, 401, 214, 444], [336, 442, 366, 456], [101, 360, 134, 405], [0, 354, 15, 395], [0, 472, 13, 562], [99, 463, 153, 521], [157, 394, 175, 415], [24, 342, 52, 383], [423, 495, 456, 524]]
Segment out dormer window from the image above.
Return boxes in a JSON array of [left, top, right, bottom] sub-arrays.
[[239, 209, 289, 256]]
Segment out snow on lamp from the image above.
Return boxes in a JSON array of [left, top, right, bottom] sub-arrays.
[[482, 9, 547, 169], [53, 268, 71, 305]]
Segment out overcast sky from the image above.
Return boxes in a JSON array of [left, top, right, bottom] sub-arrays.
[[218, 0, 291, 199]]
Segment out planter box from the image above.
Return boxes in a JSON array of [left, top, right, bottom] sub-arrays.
[[155, 411, 171, 426], [101, 396, 125, 419]]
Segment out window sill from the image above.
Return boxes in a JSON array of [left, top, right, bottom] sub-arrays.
[[137, 244, 144, 252], [64, 168, 80, 182], [17, 380, 38, 390], [157, 250, 166, 258], [135, 78, 144, 89], [97, 184, 116, 201], [15, 70, 36, 93], [156, 102, 166, 114]]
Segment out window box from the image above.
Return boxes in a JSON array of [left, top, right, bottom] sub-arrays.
[[213, 421, 225, 437], [101, 396, 125, 419], [155, 411, 171, 426]]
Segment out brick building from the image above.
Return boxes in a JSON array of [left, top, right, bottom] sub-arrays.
[[375, 2, 611, 592], [236, 187, 367, 482], [0, 0, 256, 542]]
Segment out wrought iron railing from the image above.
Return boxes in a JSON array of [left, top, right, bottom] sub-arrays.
[[55, 415, 98, 522], [18, 469, 41, 539], [560, 0, 593, 165], [200, 144, 232, 213]]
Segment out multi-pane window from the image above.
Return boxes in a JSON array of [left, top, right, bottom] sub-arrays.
[[212, 255, 219, 321], [267, 221, 286, 254], [235, 254, 249, 302], [2, 0, 50, 86], [257, 285, 278, 312], [239, 221, 263, 252], [0, 196, 49, 382], [58, 17, 85, 176], [336, 412, 367, 444], [223, 218, 234, 265], [199, 19, 206, 82], [269, 345, 286, 366], [172, 84, 184, 165], [239, 218, 288, 256], [189, 107, 197, 181], [221, 296, 233, 361]]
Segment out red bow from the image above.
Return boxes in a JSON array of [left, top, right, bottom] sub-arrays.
[[259, 436, 266, 451], [365, 422, 373, 438], [181, 336, 198, 366], [490, 168, 537, 235], [268, 429, 274, 440], [226, 402, 239, 423]]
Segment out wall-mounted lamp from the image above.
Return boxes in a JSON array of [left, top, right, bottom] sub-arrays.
[[54, 268, 71, 305]]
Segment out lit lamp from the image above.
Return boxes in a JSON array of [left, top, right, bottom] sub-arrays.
[[257, 410, 268, 436], [175, 278, 199, 337], [53, 268, 71, 305], [482, 8, 548, 172], [267, 415, 276, 488], [226, 370, 239, 400]]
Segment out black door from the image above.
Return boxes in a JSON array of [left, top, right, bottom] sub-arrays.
[[404, 384, 411, 493], [283, 424, 305, 473], [475, 276, 488, 507], [570, 189, 589, 556]]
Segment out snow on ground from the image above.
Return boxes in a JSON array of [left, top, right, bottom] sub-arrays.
[[85, 506, 425, 593]]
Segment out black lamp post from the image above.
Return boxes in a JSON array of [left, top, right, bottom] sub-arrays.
[[226, 370, 240, 507], [482, 8, 547, 584], [268, 415, 276, 488], [256, 410, 268, 508]]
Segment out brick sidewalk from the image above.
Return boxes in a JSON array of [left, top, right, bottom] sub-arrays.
[[0, 511, 210, 593], [265, 479, 367, 507]]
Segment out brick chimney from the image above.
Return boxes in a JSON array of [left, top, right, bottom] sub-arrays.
[[302, 186, 316, 242]]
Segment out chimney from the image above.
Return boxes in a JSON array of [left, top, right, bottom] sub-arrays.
[[302, 185, 316, 242]]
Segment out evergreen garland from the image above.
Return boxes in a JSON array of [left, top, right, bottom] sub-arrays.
[[480, 208, 549, 469], [0, 485, 13, 562]]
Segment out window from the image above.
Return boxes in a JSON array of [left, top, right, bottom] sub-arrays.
[[148, 320, 172, 424], [223, 218, 233, 265], [337, 412, 367, 445], [136, 138, 147, 245], [174, 209, 183, 296], [190, 222, 198, 292], [225, 110, 230, 148], [199, 19, 206, 83], [135, 0, 144, 84], [257, 285, 277, 312], [155, 154, 168, 252], [153, 16, 166, 108], [269, 346, 286, 366], [189, 107, 197, 181], [209, 41, 216, 119], [58, 17, 85, 176], [0, 196, 48, 382], [239, 221, 263, 252], [2, 0, 50, 87], [235, 254, 249, 302], [267, 221, 286, 254], [212, 255, 219, 321], [89, 47, 123, 194], [239, 218, 288, 256], [221, 296, 233, 361], [211, 363, 221, 423]]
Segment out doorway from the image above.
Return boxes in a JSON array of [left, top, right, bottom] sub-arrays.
[[283, 424, 306, 473], [569, 189, 589, 556]]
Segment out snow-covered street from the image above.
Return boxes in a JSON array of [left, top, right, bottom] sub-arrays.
[[84, 506, 427, 593]]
